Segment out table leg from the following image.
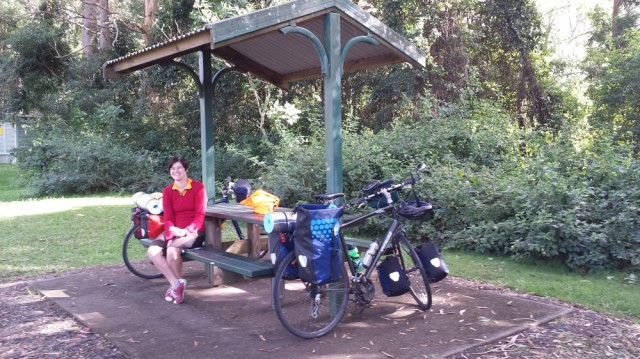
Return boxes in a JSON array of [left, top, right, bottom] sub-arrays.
[[246, 223, 262, 258], [205, 218, 223, 286], [206, 218, 223, 249]]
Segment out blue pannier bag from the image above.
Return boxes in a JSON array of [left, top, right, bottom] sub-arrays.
[[293, 203, 344, 285], [269, 232, 298, 280], [377, 255, 410, 297]]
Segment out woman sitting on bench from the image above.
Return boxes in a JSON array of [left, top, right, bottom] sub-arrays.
[[147, 156, 206, 304]]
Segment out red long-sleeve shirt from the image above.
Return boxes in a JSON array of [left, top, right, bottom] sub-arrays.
[[162, 178, 207, 241]]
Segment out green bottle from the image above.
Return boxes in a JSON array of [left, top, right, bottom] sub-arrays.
[[347, 245, 364, 273]]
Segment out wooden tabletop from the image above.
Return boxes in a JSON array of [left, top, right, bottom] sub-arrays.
[[205, 203, 290, 224]]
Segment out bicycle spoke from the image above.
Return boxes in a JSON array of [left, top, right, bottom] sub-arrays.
[[397, 234, 432, 310], [123, 224, 162, 279], [272, 252, 350, 338]]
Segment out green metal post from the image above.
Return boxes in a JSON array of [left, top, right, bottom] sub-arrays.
[[323, 13, 343, 195], [199, 49, 216, 200]]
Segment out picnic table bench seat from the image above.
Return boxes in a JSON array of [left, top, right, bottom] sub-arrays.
[[138, 233, 370, 282], [138, 238, 274, 279]]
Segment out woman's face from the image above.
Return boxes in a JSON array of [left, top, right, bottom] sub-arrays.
[[170, 161, 188, 182]]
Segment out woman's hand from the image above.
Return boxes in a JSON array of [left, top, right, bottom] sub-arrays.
[[169, 226, 187, 237]]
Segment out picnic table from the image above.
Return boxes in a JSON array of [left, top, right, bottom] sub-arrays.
[[183, 202, 371, 286], [183, 203, 286, 285]]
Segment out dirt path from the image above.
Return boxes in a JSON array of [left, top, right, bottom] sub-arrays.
[[1, 270, 638, 359], [446, 279, 640, 359]]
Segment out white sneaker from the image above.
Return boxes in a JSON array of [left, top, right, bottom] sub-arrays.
[[164, 287, 174, 302], [173, 279, 187, 304]]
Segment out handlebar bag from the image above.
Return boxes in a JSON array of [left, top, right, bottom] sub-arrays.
[[131, 207, 164, 239], [293, 204, 344, 285], [363, 179, 400, 208], [269, 232, 299, 280], [416, 242, 449, 283], [377, 255, 410, 297]]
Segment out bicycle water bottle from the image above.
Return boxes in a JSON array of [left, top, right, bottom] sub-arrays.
[[362, 241, 379, 268], [347, 245, 364, 273]]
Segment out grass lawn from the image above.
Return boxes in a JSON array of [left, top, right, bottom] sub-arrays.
[[444, 250, 639, 322], [0, 163, 33, 201]]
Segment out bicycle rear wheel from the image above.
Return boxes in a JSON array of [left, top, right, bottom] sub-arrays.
[[396, 233, 432, 310], [272, 251, 350, 339], [122, 224, 162, 279]]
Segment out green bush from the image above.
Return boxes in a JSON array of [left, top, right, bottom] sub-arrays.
[[16, 133, 166, 195], [442, 130, 640, 273], [256, 96, 640, 274]]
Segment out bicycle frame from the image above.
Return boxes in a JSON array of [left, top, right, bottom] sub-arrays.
[[208, 176, 246, 240], [339, 205, 400, 280]]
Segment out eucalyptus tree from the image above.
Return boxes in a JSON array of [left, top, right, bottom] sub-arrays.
[[583, 1, 640, 155], [358, 0, 559, 130]]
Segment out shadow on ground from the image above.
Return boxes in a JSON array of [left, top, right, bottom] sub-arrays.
[[29, 263, 572, 359]]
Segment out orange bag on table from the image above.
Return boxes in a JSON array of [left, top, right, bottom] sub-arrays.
[[240, 189, 280, 214]]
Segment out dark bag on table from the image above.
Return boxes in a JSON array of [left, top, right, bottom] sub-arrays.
[[377, 255, 410, 297], [293, 204, 344, 285], [416, 242, 449, 283]]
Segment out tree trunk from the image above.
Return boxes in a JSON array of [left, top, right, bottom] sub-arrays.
[[97, 0, 110, 51], [143, 0, 159, 45], [612, 0, 623, 37], [81, 0, 97, 56]]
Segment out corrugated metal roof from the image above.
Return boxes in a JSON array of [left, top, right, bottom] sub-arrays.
[[104, 28, 209, 66], [103, 0, 425, 88]]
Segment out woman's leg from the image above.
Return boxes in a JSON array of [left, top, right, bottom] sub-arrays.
[[166, 246, 185, 278], [166, 233, 198, 278], [147, 244, 179, 286]]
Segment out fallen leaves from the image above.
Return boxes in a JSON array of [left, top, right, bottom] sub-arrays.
[[381, 350, 394, 358]]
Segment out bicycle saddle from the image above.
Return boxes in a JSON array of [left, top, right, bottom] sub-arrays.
[[314, 193, 344, 202]]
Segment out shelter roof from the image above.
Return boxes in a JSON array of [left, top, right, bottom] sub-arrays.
[[103, 0, 426, 89]]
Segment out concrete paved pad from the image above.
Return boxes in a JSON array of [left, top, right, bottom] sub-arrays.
[[29, 263, 572, 359]]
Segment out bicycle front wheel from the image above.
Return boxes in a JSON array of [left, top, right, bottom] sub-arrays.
[[272, 251, 350, 339], [396, 233, 432, 310], [122, 224, 162, 279]]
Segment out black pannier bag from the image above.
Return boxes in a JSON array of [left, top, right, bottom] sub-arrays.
[[416, 242, 449, 283], [377, 255, 410, 297], [269, 232, 299, 280], [293, 204, 344, 285]]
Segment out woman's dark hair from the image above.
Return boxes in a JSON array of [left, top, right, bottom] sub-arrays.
[[167, 156, 189, 171]]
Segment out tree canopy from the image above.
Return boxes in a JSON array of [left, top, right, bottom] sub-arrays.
[[1, 0, 639, 273]]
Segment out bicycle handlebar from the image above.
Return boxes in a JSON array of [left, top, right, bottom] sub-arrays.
[[348, 163, 427, 207], [221, 176, 234, 197]]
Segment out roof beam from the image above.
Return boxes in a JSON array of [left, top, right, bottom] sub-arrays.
[[103, 30, 211, 79]]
